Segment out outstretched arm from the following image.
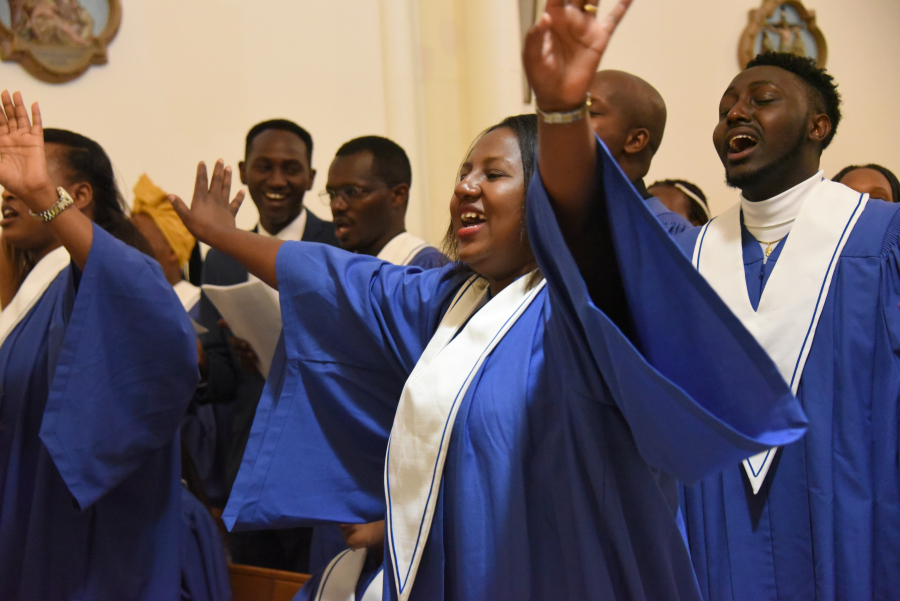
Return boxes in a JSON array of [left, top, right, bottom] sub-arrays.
[[523, 0, 632, 238], [0, 91, 94, 268], [170, 160, 282, 289], [523, 0, 635, 334]]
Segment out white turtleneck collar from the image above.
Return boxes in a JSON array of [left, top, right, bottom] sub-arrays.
[[741, 170, 824, 261]]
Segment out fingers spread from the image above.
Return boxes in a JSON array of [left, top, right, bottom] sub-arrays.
[[1, 91, 15, 132], [600, 0, 632, 33], [209, 159, 225, 193], [168, 194, 190, 221], [222, 165, 234, 197], [229, 189, 246, 218], [12, 92, 32, 131], [193, 162, 209, 199], [30, 102, 42, 133]]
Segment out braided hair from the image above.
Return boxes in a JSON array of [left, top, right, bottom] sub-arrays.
[[43, 129, 152, 256]]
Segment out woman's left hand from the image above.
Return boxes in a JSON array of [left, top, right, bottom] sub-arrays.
[[523, 0, 633, 112], [0, 91, 55, 210]]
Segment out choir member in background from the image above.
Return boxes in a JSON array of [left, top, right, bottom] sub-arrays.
[[0, 94, 199, 601], [677, 51, 900, 601], [587, 69, 691, 234], [832, 162, 899, 203], [648, 179, 710, 226]]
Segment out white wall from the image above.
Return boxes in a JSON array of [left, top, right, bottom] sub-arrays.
[[0, 0, 389, 230], [1, 0, 897, 239]]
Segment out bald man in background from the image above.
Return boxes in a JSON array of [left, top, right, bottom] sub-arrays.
[[588, 70, 691, 235]]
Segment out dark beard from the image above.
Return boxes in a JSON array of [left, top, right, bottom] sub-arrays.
[[725, 122, 808, 192]]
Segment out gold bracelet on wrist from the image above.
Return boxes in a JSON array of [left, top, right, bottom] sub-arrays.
[[29, 187, 74, 223], [536, 96, 591, 125]]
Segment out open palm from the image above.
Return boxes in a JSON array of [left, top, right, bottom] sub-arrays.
[[169, 160, 245, 245], [0, 91, 52, 204], [523, 0, 633, 111]]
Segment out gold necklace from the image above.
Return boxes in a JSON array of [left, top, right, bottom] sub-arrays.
[[757, 236, 785, 258]]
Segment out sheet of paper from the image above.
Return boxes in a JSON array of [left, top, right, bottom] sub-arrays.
[[201, 280, 282, 378], [190, 318, 208, 335]]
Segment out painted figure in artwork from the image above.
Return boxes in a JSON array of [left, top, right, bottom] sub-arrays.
[[761, 6, 807, 57], [8, 0, 94, 46]]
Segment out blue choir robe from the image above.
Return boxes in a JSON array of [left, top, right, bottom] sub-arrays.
[[677, 200, 900, 601], [224, 139, 806, 600], [633, 177, 692, 236], [406, 246, 449, 270], [0, 225, 200, 601], [181, 486, 232, 601], [308, 244, 450, 577], [647, 196, 692, 235], [294, 552, 384, 601]]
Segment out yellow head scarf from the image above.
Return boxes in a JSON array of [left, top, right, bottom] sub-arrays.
[[132, 174, 195, 268]]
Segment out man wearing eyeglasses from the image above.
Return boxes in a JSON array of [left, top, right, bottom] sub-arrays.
[[321, 136, 447, 269], [196, 119, 338, 573]]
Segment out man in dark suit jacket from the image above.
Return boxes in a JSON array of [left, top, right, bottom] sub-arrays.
[[196, 119, 338, 573]]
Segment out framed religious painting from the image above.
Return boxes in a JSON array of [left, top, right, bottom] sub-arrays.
[[738, 0, 827, 69], [0, 0, 121, 83]]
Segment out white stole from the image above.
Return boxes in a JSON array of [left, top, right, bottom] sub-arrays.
[[385, 273, 546, 600], [376, 232, 433, 267], [316, 549, 384, 601], [692, 179, 867, 493], [0, 246, 69, 347]]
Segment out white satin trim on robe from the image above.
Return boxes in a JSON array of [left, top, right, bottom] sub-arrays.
[[385, 273, 546, 601], [0, 246, 69, 347], [316, 548, 383, 601], [692, 179, 867, 494], [376, 232, 434, 267]]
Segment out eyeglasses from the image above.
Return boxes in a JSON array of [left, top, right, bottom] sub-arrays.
[[318, 184, 387, 205]]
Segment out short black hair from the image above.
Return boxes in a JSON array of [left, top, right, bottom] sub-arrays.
[[245, 119, 313, 163], [833, 163, 900, 204], [335, 136, 412, 187], [746, 52, 841, 150]]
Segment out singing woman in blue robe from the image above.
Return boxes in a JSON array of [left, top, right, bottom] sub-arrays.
[[0, 94, 199, 600], [172, 2, 805, 599]]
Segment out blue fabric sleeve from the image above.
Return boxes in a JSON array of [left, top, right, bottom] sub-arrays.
[[527, 139, 807, 483], [224, 244, 469, 530], [646, 196, 693, 236], [39, 225, 199, 509], [408, 246, 450, 270]]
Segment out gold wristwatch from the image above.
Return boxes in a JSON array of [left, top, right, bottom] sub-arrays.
[[29, 187, 74, 222]]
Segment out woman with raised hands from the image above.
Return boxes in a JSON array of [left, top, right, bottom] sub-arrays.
[[0, 92, 200, 600], [171, 2, 805, 599]]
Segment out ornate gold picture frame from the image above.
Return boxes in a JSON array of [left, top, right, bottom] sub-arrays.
[[739, 0, 827, 69], [0, 0, 121, 84]]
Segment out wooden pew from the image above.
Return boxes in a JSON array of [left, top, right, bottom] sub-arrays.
[[229, 564, 311, 601]]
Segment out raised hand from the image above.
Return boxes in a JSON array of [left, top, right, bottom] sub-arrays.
[[523, 0, 633, 111], [0, 91, 55, 210], [170, 160, 245, 246]]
